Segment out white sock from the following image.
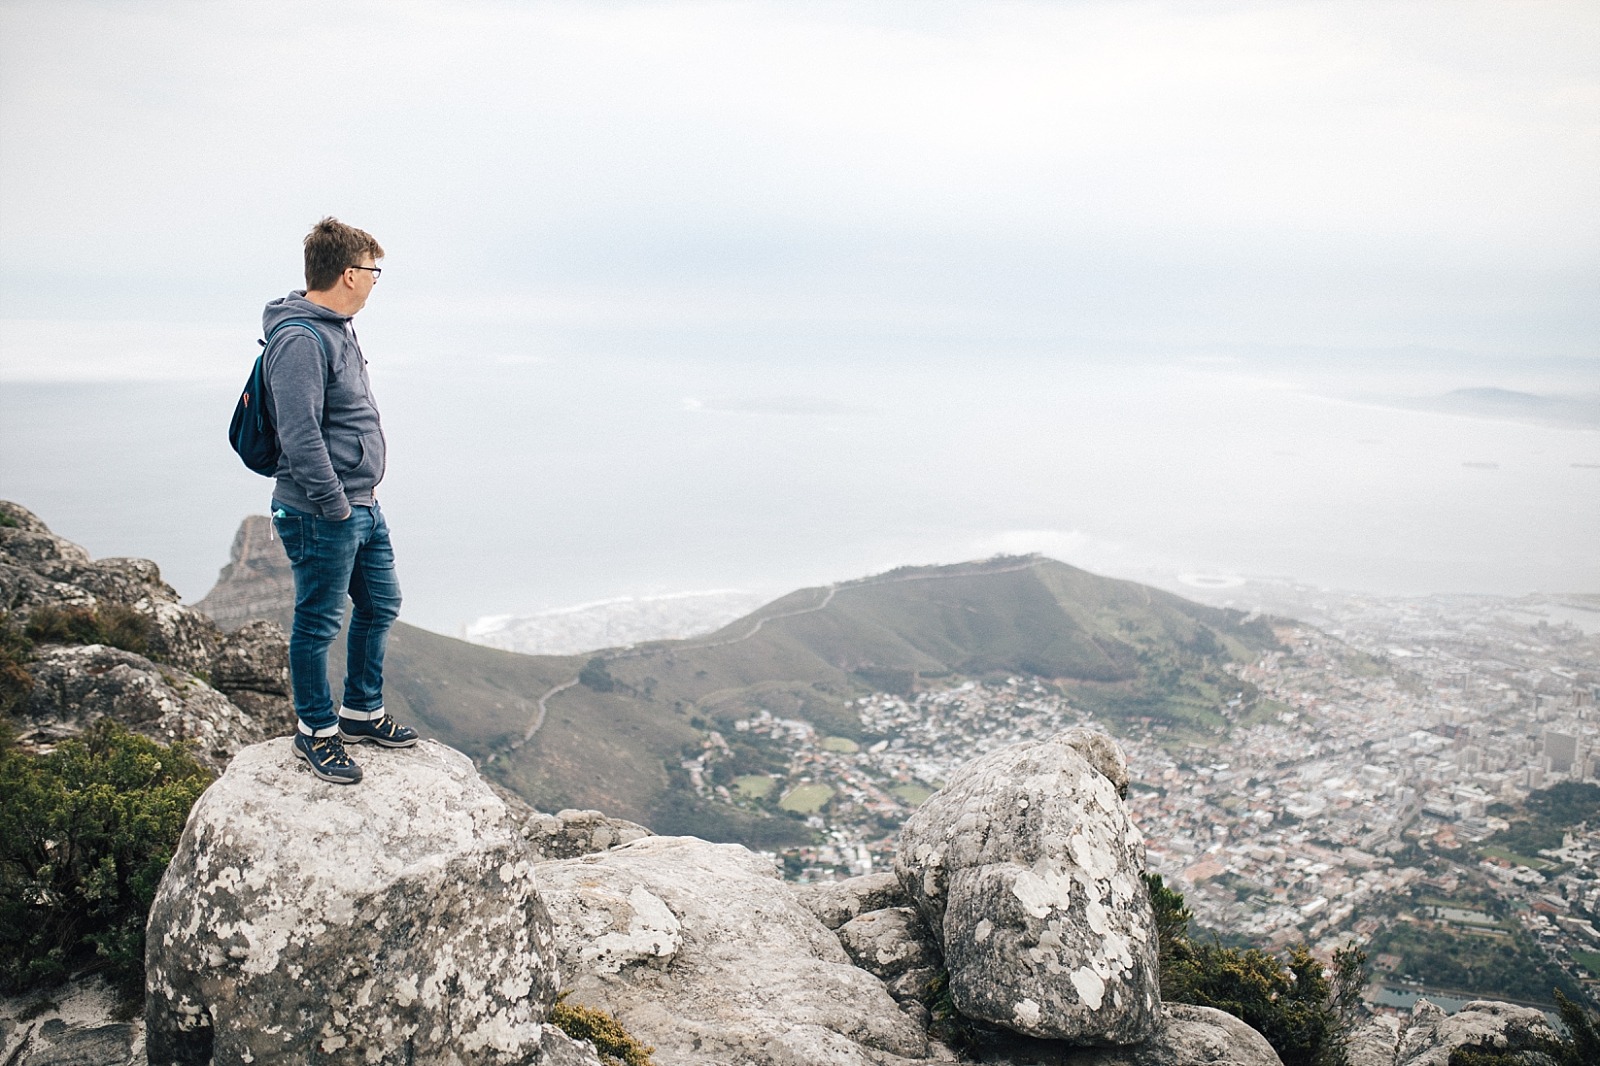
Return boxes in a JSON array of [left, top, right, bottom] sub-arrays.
[[339, 705, 384, 722], [298, 722, 339, 737]]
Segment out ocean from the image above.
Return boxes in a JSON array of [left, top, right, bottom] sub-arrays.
[[2, 354, 1596, 635]]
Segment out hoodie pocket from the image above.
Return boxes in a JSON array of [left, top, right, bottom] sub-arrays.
[[328, 431, 363, 477], [350, 434, 384, 485]]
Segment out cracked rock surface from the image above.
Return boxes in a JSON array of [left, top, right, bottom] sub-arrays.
[[539, 835, 946, 1066], [145, 739, 558, 1065], [794, 871, 912, 930], [895, 728, 1160, 1045], [1, 501, 293, 773], [1346, 998, 1560, 1066]]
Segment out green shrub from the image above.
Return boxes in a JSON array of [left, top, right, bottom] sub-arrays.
[[1146, 873, 1366, 1066], [579, 657, 616, 692], [550, 993, 655, 1066], [0, 720, 212, 994], [0, 614, 33, 715], [24, 604, 153, 658]]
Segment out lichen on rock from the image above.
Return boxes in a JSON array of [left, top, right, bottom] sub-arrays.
[[539, 835, 937, 1066], [894, 728, 1161, 1045], [144, 739, 559, 1065]]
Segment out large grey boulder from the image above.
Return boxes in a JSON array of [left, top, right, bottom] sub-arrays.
[[145, 739, 558, 1065], [1347, 998, 1561, 1066], [895, 728, 1160, 1045], [539, 835, 943, 1066]]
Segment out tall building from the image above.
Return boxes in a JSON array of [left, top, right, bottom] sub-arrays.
[[1543, 729, 1578, 775]]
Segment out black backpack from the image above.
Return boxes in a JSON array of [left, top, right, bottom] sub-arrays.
[[227, 320, 328, 476]]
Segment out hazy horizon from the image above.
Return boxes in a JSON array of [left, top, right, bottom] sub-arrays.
[[2, 2, 1596, 633], [4, 353, 1596, 635]]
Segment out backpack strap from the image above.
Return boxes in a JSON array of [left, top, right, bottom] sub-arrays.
[[261, 318, 330, 363]]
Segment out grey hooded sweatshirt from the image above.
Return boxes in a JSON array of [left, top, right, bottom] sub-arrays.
[[261, 292, 386, 519]]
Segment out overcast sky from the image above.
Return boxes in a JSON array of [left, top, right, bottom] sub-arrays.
[[2, 0, 1596, 381], [2, 2, 1597, 627]]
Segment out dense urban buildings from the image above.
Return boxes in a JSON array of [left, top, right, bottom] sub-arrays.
[[679, 591, 1600, 1008]]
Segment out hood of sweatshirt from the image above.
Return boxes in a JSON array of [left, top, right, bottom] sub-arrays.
[[262, 291, 353, 339]]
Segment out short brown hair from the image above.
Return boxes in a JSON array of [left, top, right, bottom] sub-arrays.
[[304, 217, 385, 291]]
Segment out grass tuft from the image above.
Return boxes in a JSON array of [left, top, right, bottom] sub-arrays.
[[550, 993, 656, 1066]]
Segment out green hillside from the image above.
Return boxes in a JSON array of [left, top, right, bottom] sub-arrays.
[[364, 556, 1279, 845]]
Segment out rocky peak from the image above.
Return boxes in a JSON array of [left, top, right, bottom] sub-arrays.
[[191, 514, 294, 631]]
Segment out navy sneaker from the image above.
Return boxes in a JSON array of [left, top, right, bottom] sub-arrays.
[[293, 731, 363, 784], [338, 712, 418, 748]]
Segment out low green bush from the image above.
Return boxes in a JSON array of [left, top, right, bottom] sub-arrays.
[[0, 720, 212, 994], [1146, 873, 1366, 1066], [0, 614, 33, 715], [550, 993, 655, 1066], [579, 657, 616, 692], [24, 603, 153, 658]]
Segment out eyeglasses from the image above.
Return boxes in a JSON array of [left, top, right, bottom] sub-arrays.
[[348, 265, 382, 280]]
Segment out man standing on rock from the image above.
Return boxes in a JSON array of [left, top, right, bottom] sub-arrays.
[[264, 217, 417, 784]]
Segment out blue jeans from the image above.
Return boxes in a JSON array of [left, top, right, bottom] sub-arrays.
[[271, 500, 402, 733]]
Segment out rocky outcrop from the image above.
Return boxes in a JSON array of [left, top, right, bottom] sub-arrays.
[[145, 739, 561, 1066], [191, 514, 295, 631], [895, 728, 1161, 1045], [523, 807, 654, 860], [0, 977, 145, 1066], [539, 835, 945, 1066], [1, 501, 293, 772], [205, 618, 297, 738], [1347, 998, 1562, 1066], [975, 1003, 1282, 1065], [23, 644, 261, 766], [795, 871, 912, 930]]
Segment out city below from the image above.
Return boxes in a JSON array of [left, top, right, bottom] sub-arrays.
[[678, 588, 1600, 1012]]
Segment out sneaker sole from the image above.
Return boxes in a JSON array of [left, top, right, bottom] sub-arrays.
[[294, 740, 363, 784], [338, 729, 418, 749]]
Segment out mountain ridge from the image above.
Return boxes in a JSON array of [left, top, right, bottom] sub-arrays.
[[193, 518, 1280, 844]]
